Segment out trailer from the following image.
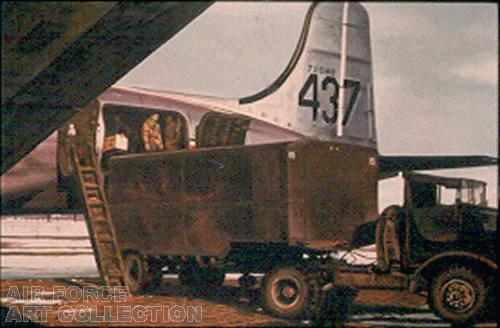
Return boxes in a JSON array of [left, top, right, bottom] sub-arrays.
[[105, 140, 378, 319]]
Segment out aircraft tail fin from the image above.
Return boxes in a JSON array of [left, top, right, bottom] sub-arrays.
[[237, 2, 376, 148]]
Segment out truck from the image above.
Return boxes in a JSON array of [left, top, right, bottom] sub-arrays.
[[105, 139, 377, 320], [104, 140, 496, 325], [338, 171, 496, 325]]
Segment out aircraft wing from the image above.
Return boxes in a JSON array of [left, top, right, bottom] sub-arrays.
[[378, 155, 498, 179], [1, 2, 212, 175]]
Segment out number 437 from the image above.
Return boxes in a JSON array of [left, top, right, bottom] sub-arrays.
[[298, 73, 360, 125]]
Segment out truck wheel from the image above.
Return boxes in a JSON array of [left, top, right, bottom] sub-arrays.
[[261, 267, 310, 319], [124, 253, 149, 294], [429, 267, 487, 325], [376, 205, 403, 273], [123, 253, 161, 294]]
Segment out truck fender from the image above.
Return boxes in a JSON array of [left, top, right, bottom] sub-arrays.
[[409, 251, 497, 293]]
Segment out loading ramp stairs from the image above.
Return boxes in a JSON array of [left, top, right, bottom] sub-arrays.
[[71, 142, 128, 294]]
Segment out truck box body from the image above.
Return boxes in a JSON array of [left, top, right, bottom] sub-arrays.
[[107, 140, 378, 257]]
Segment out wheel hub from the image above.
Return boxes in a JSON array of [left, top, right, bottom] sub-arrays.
[[272, 277, 301, 309], [441, 278, 476, 313], [282, 286, 297, 298]]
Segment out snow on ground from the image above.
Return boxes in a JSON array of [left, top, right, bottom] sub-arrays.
[[0, 215, 377, 280], [1, 214, 86, 237], [1, 216, 98, 279], [1, 254, 99, 279], [1, 216, 496, 327]]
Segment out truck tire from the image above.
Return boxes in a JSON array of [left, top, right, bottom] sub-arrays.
[[375, 217, 390, 272], [429, 267, 487, 325], [376, 206, 403, 273], [123, 253, 162, 294], [261, 267, 310, 319]]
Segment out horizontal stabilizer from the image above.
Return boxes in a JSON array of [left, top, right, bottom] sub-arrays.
[[379, 155, 497, 179]]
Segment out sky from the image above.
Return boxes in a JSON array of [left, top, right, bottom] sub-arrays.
[[116, 2, 498, 208]]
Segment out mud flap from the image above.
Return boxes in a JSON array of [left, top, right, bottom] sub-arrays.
[[307, 261, 357, 327], [311, 284, 358, 327]]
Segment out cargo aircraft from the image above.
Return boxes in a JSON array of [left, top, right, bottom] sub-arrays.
[[1, 2, 496, 215], [2, 4, 496, 323]]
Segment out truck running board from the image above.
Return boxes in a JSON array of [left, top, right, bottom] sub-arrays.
[[71, 143, 128, 294], [336, 267, 409, 290]]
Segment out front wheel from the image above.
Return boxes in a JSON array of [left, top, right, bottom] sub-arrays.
[[429, 267, 487, 325]]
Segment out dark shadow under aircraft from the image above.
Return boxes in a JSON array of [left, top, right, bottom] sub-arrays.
[[1, 2, 213, 174]]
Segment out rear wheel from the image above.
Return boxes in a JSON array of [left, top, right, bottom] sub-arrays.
[[261, 267, 310, 319], [123, 253, 162, 294], [429, 267, 487, 325]]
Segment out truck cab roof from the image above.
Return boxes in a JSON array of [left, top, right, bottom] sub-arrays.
[[403, 172, 488, 208]]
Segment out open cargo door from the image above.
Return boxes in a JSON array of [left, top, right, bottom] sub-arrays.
[[195, 112, 250, 148]]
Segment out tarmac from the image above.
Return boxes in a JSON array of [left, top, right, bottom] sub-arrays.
[[1, 276, 435, 327], [1, 216, 496, 327]]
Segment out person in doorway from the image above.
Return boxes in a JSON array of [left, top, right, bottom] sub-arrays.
[[142, 113, 164, 151], [163, 115, 183, 151]]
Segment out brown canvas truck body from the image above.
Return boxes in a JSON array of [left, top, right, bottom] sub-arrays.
[[106, 140, 378, 259]]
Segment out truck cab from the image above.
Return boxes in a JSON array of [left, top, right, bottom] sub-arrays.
[[376, 172, 496, 325]]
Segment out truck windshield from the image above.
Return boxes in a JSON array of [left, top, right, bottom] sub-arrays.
[[405, 173, 489, 208], [457, 181, 487, 207], [438, 183, 487, 207]]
